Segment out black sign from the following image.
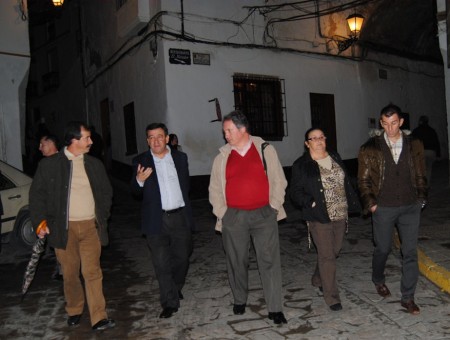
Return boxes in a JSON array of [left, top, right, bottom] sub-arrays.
[[169, 48, 191, 65]]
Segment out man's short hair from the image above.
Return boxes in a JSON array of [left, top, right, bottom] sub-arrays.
[[41, 134, 60, 149], [419, 115, 429, 125], [64, 121, 90, 146], [380, 104, 402, 118], [146, 123, 168, 136], [222, 111, 250, 132]]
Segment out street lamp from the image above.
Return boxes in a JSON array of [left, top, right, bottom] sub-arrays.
[[337, 13, 364, 52], [52, 0, 64, 6], [346, 14, 364, 37]]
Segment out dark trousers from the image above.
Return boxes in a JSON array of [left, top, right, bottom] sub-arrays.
[[372, 204, 421, 301], [146, 210, 192, 309], [221, 205, 283, 312], [309, 220, 346, 306]]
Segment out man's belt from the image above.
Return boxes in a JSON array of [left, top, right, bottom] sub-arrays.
[[162, 207, 184, 215]]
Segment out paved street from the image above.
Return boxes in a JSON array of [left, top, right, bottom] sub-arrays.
[[2, 163, 450, 339]]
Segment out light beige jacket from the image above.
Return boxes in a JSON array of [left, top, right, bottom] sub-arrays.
[[208, 136, 287, 231]]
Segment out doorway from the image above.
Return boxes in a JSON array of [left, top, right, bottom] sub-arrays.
[[309, 93, 337, 152], [100, 98, 112, 172]]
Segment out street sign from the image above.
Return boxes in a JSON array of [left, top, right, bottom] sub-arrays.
[[169, 48, 191, 65]]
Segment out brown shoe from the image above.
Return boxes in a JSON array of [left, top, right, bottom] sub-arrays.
[[375, 283, 391, 298], [401, 300, 420, 315]]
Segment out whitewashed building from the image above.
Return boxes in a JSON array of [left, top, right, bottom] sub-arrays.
[[0, 0, 30, 169], [26, 0, 449, 188]]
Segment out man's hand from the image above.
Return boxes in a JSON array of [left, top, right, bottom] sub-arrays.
[[136, 164, 153, 183], [37, 226, 49, 239], [370, 205, 377, 213]]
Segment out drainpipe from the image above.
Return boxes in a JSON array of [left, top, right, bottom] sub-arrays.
[[181, 0, 184, 38]]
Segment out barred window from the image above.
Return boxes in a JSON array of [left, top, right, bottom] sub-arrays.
[[233, 73, 287, 141]]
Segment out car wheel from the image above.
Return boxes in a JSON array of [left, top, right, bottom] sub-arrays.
[[13, 210, 36, 248]]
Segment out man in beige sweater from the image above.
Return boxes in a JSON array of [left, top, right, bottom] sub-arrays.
[[30, 122, 114, 331]]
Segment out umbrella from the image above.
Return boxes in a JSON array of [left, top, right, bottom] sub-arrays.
[[21, 220, 47, 300]]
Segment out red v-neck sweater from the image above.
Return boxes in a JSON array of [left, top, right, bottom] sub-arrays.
[[225, 143, 269, 210]]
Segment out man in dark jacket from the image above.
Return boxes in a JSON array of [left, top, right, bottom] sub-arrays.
[[358, 104, 427, 315], [412, 115, 440, 186], [131, 123, 193, 319], [30, 121, 115, 331]]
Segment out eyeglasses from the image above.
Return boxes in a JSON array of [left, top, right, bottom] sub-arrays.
[[307, 136, 326, 142]]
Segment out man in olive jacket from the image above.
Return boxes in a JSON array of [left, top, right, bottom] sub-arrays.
[[358, 104, 427, 315], [30, 122, 115, 331]]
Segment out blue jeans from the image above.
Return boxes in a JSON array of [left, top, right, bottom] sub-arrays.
[[372, 204, 421, 301]]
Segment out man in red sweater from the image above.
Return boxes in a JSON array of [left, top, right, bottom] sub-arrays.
[[209, 111, 288, 324]]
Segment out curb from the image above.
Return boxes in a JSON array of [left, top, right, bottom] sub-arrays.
[[417, 248, 450, 294], [394, 232, 450, 294]]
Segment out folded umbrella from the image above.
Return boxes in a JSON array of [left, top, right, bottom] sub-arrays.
[[21, 220, 47, 300]]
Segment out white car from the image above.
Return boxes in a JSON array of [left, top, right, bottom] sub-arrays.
[[0, 160, 35, 248]]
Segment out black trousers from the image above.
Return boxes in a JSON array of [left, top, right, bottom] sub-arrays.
[[146, 210, 192, 309]]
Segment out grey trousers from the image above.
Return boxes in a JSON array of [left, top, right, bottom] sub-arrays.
[[221, 205, 283, 312], [372, 204, 421, 301], [309, 220, 346, 306]]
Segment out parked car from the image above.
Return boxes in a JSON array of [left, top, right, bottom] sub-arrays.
[[0, 160, 35, 248]]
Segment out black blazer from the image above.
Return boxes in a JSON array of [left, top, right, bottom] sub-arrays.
[[131, 149, 194, 235]]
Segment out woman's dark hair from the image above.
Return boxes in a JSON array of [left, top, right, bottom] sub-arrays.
[[64, 121, 90, 146], [169, 134, 178, 144], [304, 127, 324, 141], [42, 134, 60, 149]]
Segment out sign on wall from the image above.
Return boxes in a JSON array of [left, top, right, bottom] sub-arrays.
[[169, 48, 191, 65], [193, 53, 210, 65]]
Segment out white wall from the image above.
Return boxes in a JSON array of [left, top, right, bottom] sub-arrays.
[[162, 41, 445, 175], [0, 0, 30, 169], [84, 0, 447, 176]]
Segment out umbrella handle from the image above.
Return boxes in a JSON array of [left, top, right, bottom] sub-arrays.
[[36, 220, 47, 236]]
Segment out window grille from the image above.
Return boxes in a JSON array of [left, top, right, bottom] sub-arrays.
[[233, 73, 287, 141]]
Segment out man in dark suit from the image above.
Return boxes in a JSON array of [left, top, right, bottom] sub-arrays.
[[131, 123, 193, 319]]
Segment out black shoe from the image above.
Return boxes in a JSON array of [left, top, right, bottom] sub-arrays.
[[319, 286, 323, 292], [159, 307, 178, 318], [268, 312, 287, 324], [67, 314, 82, 326], [329, 303, 343, 311], [178, 291, 184, 300], [233, 304, 246, 315], [92, 318, 115, 331]]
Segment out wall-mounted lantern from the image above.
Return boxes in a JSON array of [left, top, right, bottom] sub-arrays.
[[337, 13, 364, 52], [52, 0, 64, 6]]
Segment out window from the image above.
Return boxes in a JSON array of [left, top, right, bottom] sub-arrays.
[[47, 21, 56, 41], [116, 0, 128, 10], [123, 102, 137, 155], [233, 73, 287, 141], [0, 172, 15, 191]]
